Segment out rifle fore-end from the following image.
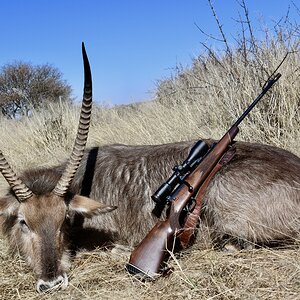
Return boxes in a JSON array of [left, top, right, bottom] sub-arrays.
[[184, 127, 237, 191]]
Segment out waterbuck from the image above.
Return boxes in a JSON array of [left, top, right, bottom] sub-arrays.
[[0, 45, 300, 293]]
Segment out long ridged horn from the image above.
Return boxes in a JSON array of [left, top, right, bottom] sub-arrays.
[[0, 151, 33, 202], [53, 43, 92, 197]]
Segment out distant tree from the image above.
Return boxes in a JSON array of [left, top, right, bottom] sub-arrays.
[[0, 62, 71, 118]]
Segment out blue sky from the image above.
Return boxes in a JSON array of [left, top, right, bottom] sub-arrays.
[[0, 1, 298, 105]]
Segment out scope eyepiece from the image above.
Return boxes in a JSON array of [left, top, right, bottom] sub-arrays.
[[151, 172, 179, 204], [151, 182, 173, 204]]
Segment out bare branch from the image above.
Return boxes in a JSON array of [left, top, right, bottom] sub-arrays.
[[237, 0, 258, 55], [207, 0, 231, 56], [194, 22, 224, 43]]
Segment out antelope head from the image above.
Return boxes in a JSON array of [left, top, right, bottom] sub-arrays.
[[0, 43, 116, 293]]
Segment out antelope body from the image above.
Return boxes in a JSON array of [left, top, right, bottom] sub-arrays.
[[0, 45, 300, 292]]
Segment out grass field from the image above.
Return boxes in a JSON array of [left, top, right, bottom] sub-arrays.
[[0, 14, 300, 300]]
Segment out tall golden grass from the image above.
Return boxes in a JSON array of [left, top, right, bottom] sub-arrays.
[[0, 6, 300, 300]]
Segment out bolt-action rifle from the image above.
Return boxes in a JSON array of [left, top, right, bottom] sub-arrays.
[[126, 73, 281, 279]]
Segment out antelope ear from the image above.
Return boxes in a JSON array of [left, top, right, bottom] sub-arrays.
[[69, 195, 117, 218]]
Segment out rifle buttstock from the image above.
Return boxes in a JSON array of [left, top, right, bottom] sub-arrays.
[[126, 219, 176, 279]]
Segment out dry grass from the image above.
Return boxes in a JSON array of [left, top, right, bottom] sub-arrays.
[[0, 89, 299, 299], [1, 236, 300, 299], [0, 7, 300, 300], [155, 46, 300, 154]]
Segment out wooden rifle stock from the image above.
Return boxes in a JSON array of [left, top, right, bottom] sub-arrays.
[[126, 74, 281, 279]]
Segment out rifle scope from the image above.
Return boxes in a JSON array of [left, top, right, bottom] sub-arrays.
[[151, 140, 209, 204]]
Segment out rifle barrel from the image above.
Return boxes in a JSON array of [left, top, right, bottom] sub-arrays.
[[233, 73, 281, 128]]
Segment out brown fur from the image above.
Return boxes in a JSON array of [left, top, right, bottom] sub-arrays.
[[0, 139, 299, 289]]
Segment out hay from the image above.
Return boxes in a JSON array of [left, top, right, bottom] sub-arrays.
[[1, 235, 300, 299]]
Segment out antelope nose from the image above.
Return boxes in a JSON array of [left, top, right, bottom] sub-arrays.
[[36, 274, 68, 293], [37, 282, 54, 293]]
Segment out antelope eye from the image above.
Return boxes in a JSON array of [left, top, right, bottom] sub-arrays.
[[19, 219, 27, 226], [18, 218, 30, 232]]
